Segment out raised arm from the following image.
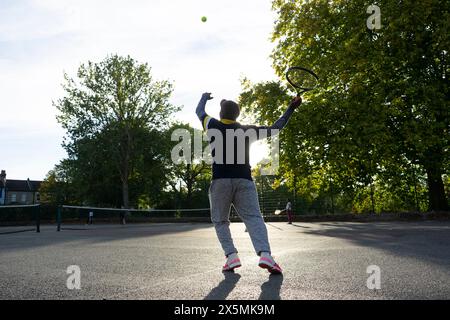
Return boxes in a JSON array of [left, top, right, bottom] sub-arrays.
[[257, 97, 302, 138], [196, 92, 213, 129]]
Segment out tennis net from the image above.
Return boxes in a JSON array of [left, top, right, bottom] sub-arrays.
[[0, 204, 41, 234], [57, 205, 211, 231]]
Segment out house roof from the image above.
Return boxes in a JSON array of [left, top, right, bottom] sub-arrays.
[[4, 179, 42, 192]]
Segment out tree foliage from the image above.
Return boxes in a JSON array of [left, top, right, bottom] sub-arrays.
[[164, 123, 211, 209], [240, 0, 449, 212], [53, 55, 179, 208]]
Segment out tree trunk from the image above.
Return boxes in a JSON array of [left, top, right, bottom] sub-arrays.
[[185, 164, 192, 208], [330, 181, 335, 214], [186, 182, 192, 208], [411, 163, 420, 212], [120, 128, 132, 210], [425, 164, 448, 211], [293, 174, 297, 215], [122, 179, 130, 209], [370, 183, 376, 214]]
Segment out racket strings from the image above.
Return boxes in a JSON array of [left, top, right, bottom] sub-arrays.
[[288, 70, 318, 89]]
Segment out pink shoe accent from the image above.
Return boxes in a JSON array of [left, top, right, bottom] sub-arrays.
[[259, 257, 274, 266], [270, 263, 283, 274], [259, 257, 283, 274], [222, 258, 242, 272]]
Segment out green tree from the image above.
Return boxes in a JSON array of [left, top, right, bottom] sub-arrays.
[[166, 123, 211, 208], [240, 0, 449, 211], [55, 55, 179, 208], [39, 160, 80, 205]]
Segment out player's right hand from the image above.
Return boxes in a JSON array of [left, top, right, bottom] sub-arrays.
[[202, 92, 213, 100], [289, 96, 302, 109]]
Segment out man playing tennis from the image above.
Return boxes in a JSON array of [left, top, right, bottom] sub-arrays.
[[196, 92, 301, 274]]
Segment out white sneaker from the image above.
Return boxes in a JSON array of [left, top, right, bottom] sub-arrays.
[[222, 253, 242, 272], [258, 252, 282, 274]]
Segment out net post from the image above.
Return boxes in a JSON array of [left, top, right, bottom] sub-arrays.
[[57, 206, 61, 232], [36, 205, 40, 233]]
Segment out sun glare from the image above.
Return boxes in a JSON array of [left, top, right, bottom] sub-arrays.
[[250, 140, 270, 167]]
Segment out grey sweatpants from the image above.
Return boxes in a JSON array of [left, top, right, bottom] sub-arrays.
[[209, 178, 271, 256]]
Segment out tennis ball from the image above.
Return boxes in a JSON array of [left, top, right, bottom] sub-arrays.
[[201, 16, 207, 22]]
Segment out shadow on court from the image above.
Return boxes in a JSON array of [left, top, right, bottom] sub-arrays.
[[266, 223, 283, 230], [259, 274, 284, 300], [204, 272, 241, 300], [0, 223, 213, 254], [204, 272, 284, 300], [301, 222, 450, 268], [291, 223, 310, 229]]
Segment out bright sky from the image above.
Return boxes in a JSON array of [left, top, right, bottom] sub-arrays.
[[0, 0, 277, 180]]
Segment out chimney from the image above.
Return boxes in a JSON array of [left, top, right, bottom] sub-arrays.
[[0, 170, 5, 185]]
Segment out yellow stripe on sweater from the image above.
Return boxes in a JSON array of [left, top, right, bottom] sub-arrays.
[[203, 116, 211, 130], [220, 119, 236, 124]]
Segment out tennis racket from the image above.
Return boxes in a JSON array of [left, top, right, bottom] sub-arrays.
[[274, 209, 286, 216], [286, 66, 319, 96]]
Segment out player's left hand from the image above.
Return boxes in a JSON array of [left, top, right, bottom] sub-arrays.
[[202, 92, 214, 100]]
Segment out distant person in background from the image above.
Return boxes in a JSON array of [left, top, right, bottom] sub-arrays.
[[120, 207, 126, 225], [286, 199, 293, 224], [87, 211, 94, 225]]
